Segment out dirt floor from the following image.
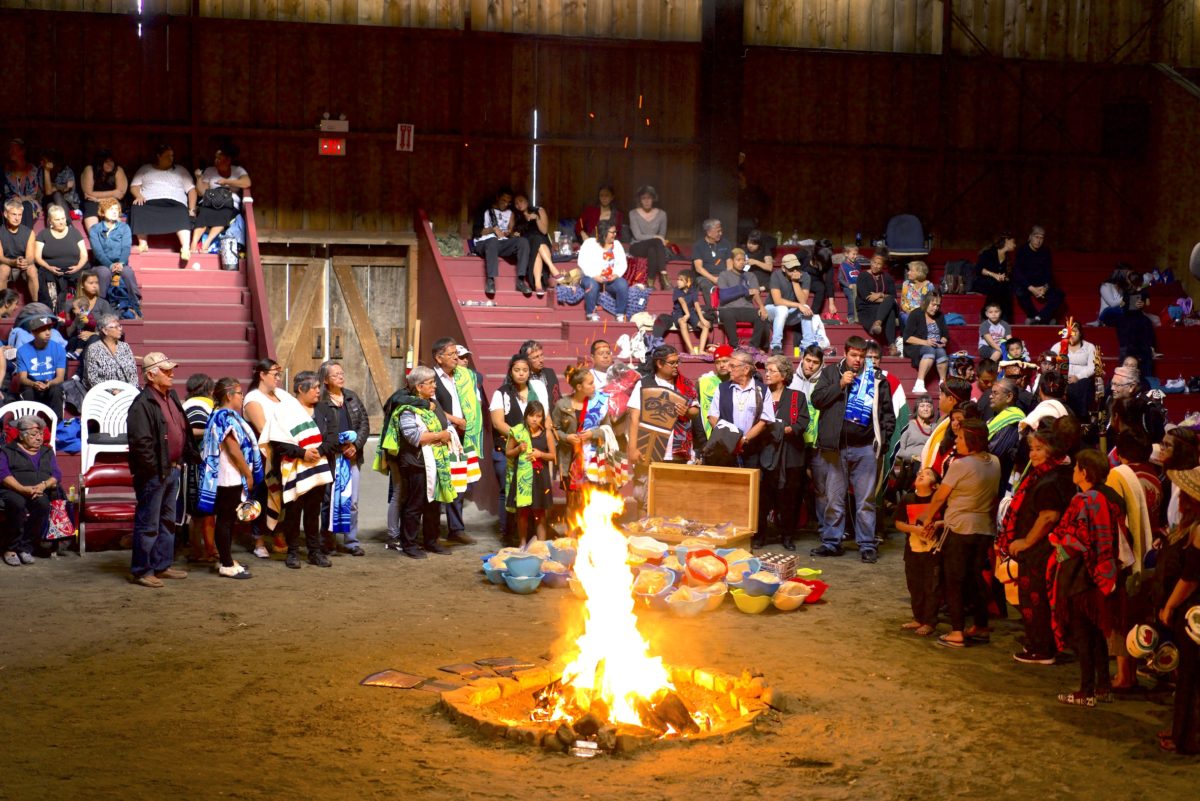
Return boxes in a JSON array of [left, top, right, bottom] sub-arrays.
[[1, 449, 1197, 801]]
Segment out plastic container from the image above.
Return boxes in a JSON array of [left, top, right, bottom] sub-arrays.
[[730, 588, 771, 614], [699, 582, 728, 612], [725, 557, 761, 583], [504, 553, 544, 579], [772, 581, 813, 611], [741, 572, 782, 597], [547, 540, 578, 569], [788, 578, 828, 604], [666, 588, 709, 618], [684, 549, 728, 585], [482, 560, 508, 585], [502, 572, 545, 594], [633, 568, 675, 611], [541, 569, 571, 589]]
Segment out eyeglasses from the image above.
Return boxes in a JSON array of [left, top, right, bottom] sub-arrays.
[[664, 360, 680, 366]]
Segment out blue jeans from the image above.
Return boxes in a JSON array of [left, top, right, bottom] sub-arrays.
[[766, 305, 816, 350], [131, 467, 181, 577], [580, 275, 629, 316], [917, 345, 948, 364], [812, 445, 878, 549]]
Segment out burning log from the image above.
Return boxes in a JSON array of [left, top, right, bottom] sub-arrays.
[[574, 712, 606, 738], [652, 691, 700, 735], [635, 698, 666, 733]]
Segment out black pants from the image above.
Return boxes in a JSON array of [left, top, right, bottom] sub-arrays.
[[20, 383, 64, 419], [1, 488, 50, 554], [1015, 286, 1065, 322], [627, 238, 669, 279], [860, 295, 899, 343], [762, 464, 803, 543], [808, 270, 834, 316], [478, 236, 530, 280], [213, 484, 243, 568], [1065, 377, 1093, 420], [904, 539, 942, 627], [1017, 539, 1057, 656], [1070, 593, 1111, 696], [401, 464, 442, 550], [278, 488, 323, 555], [719, 306, 769, 350], [942, 532, 990, 632]]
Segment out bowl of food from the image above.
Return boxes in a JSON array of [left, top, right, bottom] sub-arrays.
[[740, 570, 782, 597], [699, 582, 728, 612], [788, 577, 828, 604], [771, 581, 812, 611], [482, 559, 508, 585], [502, 572, 545, 594], [548, 538, 578, 568], [725, 558, 761, 583], [504, 553, 545, 579], [730, 588, 772, 614], [684, 550, 729, 585], [633, 567, 675, 611], [666, 585, 710, 618], [540, 560, 571, 589]]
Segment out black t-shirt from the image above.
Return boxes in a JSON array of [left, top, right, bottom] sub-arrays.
[[769, 269, 809, 305], [36, 228, 84, 269], [897, 492, 934, 528], [692, 238, 732, 282], [1, 224, 32, 259], [1016, 464, 1075, 536]]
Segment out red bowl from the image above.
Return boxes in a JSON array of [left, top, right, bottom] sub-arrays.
[[684, 549, 728, 584], [788, 578, 828, 604]]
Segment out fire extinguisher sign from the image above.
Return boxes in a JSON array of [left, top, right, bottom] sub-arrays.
[[396, 124, 415, 152]]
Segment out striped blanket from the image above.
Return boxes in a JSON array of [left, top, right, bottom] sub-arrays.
[[260, 394, 333, 530]]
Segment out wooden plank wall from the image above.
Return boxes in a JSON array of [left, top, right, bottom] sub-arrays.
[[1146, 70, 1200, 292]]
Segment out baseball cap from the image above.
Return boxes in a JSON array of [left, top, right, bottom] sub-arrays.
[[142, 352, 178, 373]]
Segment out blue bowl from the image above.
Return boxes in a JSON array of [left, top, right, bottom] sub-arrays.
[[483, 561, 507, 585], [725, 557, 761, 583], [502, 572, 545, 594], [741, 573, 782, 597], [547, 542, 578, 568], [481, 553, 496, 572], [505, 554, 545, 578], [634, 571, 675, 611], [541, 570, 571, 589]]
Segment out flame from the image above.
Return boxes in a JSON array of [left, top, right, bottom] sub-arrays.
[[553, 489, 674, 726]]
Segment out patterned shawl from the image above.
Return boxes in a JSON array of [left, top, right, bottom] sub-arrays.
[[197, 407, 263, 515], [453, 365, 484, 458], [670, 374, 698, 461], [1048, 487, 1124, 649], [329, 431, 357, 534], [998, 460, 1056, 554], [505, 423, 534, 512]]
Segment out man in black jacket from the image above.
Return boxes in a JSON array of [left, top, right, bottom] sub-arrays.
[[126, 352, 200, 588], [809, 336, 896, 562]]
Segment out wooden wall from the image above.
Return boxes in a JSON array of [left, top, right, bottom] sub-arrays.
[[1146, 66, 1200, 292]]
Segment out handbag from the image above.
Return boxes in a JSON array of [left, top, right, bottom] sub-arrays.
[[200, 186, 234, 210], [46, 499, 75, 541]]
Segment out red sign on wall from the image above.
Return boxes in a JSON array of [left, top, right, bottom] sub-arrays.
[[319, 137, 346, 157], [396, 123, 415, 152]]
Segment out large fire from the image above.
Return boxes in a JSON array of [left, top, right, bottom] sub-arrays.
[[550, 490, 677, 727]]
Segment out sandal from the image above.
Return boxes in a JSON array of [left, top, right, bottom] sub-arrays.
[[936, 634, 965, 648], [914, 625, 936, 637], [1158, 735, 1177, 753], [900, 621, 922, 630], [1056, 691, 1096, 708], [964, 626, 991, 643]]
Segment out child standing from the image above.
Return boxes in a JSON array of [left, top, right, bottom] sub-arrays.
[[977, 303, 1012, 360], [505, 401, 557, 546], [895, 468, 942, 636], [671, 270, 712, 354]]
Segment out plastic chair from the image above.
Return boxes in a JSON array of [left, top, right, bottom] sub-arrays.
[[80, 380, 139, 473], [78, 462, 137, 556], [0, 400, 58, 449], [883, 214, 929, 259]]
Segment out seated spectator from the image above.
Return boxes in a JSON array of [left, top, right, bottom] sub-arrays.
[[716, 249, 770, 350], [1, 198, 38, 301], [899, 260, 932, 323], [856, 252, 900, 355], [833, 243, 866, 324], [6, 303, 67, 351], [627, 186, 670, 291], [38, 150, 80, 219], [809, 240, 839, 322], [3, 138, 41, 228], [575, 184, 624, 243], [475, 188, 531, 297], [977, 302, 1011, 360], [512, 193, 556, 297], [88, 198, 140, 301], [129, 144, 196, 262], [82, 314, 139, 390], [903, 290, 949, 396], [1013, 225, 1064, 324], [974, 233, 1015, 323], [0, 288, 17, 319], [1, 416, 61, 566], [766, 252, 817, 354], [742, 230, 774, 287], [1095, 268, 1130, 327], [65, 270, 113, 352], [80, 148, 129, 231], [15, 316, 66, 416], [670, 269, 712, 354], [34, 205, 87, 308], [191, 144, 251, 255], [578, 220, 630, 323], [1117, 291, 1156, 376], [691, 218, 732, 293], [1064, 322, 1098, 419]]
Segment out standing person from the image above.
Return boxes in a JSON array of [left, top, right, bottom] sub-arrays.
[[987, 378, 1027, 489], [316, 361, 370, 556], [918, 419, 1001, 648], [856, 253, 901, 355], [376, 366, 460, 559], [431, 337, 482, 546], [182, 374, 218, 565], [902, 290, 950, 396], [242, 359, 289, 559], [691, 218, 731, 293], [552, 361, 610, 520], [578, 220, 630, 323], [1013, 226, 1064, 324], [589, 339, 614, 389], [974, 233, 1016, 323], [80, 149, 129, 231], [628, 345, 700, 510], [504, 401, 556, 547], [490, 355, 533, 539], [34, 204, 87, 308], [895, 468, 942, 635], [519, 339, 561, 410], [476, 189, 531, 297], [716, 248, 770, 350], [512, 193, 556, 297], [126, 352, 199, 588], [707, 349, 776, 537], [761, 354, 810, 551], [999, 424, 1077, 664], [0, 199, 38, 300], [0, 416, 61, 567], [696, 344, 734, 440], [627, 186, 670, 290], [1157, 465, 1200, 754], [810, 336, 897, 562], [1049, 450, 1123, 707], [196, 378, 263, 580], [128, 144, 196, 262], [15, 316, 66, 417], [88, 198, 140, 301], [271, 372, 336, 569]]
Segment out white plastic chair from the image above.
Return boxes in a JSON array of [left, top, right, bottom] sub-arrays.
[[0, 400, 58, 450], [80, 380, 139, 473]]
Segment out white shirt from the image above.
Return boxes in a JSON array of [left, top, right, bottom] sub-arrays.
[[200, 165, 248, 209], [435, 367, 463, 418], [590, 367, 609, 390], [489, 388, 529, 417], [218, 418, 257, 487], [131, 164, 195, 205], [1067, 341, 1096, 380], [529, 375, 549, 410], [706, 380, 776, 433], [476, 207, 513, 242], [577, 238, 627, 281], [789, 369, 821, 395]]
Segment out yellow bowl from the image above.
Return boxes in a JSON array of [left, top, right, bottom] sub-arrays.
[[730, 588, 771, 614], [771, 582, 811, 611]]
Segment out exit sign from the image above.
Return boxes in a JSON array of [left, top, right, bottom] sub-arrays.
[[319, 137, 346, 156]]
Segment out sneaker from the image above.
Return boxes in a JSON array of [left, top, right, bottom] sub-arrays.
[[218, 563, 253, 580], [1012, 649, 1056, 665], [130, 573, 164, 588], [402, 547, 427, 559], [616, 314, 627, 323], [860, 548, 878, 564], [155, 567, 188, 580], [17, 552, 34, 565], [588, 313, 601, 322], [911, 380, 926, 395], [307, 552, 332, 568], [895, 337, 904, 353], [485, 277, 496, 295], [809, 544, 845, 558], [446, 531, 476, 545], [285, 552, 302, 569], [4, 552, 20, 567], [252, 545, 270, 559], [424, 543, 452, 555], [347, 545, 366, 556]]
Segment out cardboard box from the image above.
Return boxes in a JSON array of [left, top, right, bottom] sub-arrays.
[[645, 462, 760, 546]]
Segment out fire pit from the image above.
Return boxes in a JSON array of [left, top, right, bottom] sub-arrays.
[[441, 491, 774, 754]]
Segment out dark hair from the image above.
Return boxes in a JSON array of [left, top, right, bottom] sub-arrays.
[[524, 400, 546, 423], [185, 373, 215, 399], [564, 359, 591, 391], [518, 339, 543, 359], [1075, 449, 1110, 486], [213, 377, 242, 407], [801, 344, 825, 361], [812, 243, 834, 275], [919, 290, 942, 315], [635, 185, 657, 203], [651, 344, 679, 372], [503, 355, 532, 389], [1005, 337, 1024, 351], [864, 341, 883, 356], [293, 370, 320, 395], [677, 269, 696, 286], [0, 288, 19, 309], [746, 230, 765, 249], [989, 232, 1013, 251], [1115, 431, 1152, 464], [1038, 371, 1065, 400], [960, 418, 989, 453], [214, 141, 239, 161], [77, 268, 99, 286], [845, 335, 868, 353], [953, 402, 983, 422], [431, 337, 457, 361], [596, 219, 615, 243], [153, 142, 173, 157], [978, 358, 998, 376], [1164, 427, 1200, 471], [590, 339, 610, 355], [941, 376, 974, 403], [249, 358, 280, 391], [1048, 415, 1082, 457]]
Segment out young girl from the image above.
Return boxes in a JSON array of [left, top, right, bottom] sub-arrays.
[[671, 270, 712, 354], [505, 401, 557, 547], [895, 468, 942, 636]]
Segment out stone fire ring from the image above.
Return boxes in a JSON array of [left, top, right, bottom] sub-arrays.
[[440, 665, 773, 754]]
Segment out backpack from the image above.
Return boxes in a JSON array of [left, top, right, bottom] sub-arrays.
[[107, 275, 142, 320]]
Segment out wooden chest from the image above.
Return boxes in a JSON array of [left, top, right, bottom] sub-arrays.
[[645, 462, 760, 546]]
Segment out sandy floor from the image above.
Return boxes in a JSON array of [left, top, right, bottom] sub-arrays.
[[1, 452, 1196, 801]]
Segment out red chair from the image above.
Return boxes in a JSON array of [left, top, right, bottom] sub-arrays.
[[78, 462, 137, 556]]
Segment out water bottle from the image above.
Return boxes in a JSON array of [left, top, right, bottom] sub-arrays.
[[220, 235, 239, 270], [66, 485, 78, 524]]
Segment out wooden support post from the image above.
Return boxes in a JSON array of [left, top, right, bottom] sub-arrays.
[[332, 261, 395, 410]]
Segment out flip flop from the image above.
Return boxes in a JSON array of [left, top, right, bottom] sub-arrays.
[[936, 635, 965, 649], [1056, 692, 1096, 708]]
